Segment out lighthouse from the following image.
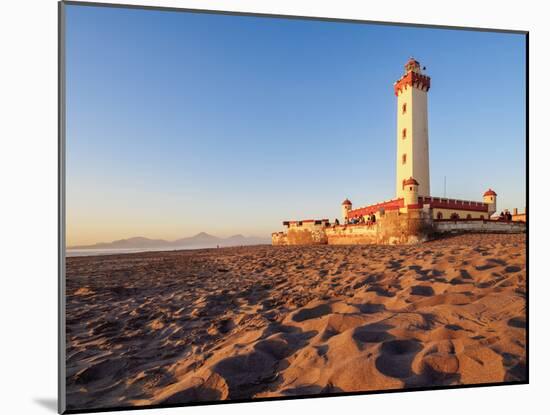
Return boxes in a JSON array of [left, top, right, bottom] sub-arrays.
[[394, 58, 431, 199]]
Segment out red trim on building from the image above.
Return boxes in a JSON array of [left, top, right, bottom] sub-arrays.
[[403, 177, 419, 186], [394, 71, 431, 96], [348, 198, 405, 218], [434, 218, 490, 222], [419, 196, 489, 212], [346, 196, 488, 219], [483, 189, 497, 197]]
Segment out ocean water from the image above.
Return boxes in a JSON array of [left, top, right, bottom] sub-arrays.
[[66, 246, 211, 257], [66, 243, 268, 257]]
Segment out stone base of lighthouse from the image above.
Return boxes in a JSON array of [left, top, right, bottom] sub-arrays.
[[272, 208, 525, 246]]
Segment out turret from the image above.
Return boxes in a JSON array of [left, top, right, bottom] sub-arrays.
[[403, 177, 419, 207], [483, 189, 497, 216], [341, 199, 352, 222]]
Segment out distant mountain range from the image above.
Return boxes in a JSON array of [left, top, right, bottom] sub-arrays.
[[68, 232, 271, 250]]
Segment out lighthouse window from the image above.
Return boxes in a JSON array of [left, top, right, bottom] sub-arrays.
[[402, 103, 407, 114], [402, 154, 407, 164], [402, 128, 407, 139]]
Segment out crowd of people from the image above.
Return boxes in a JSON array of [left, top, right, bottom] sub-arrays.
[[332, 210, 514, 226], [336, 214, 377, 226], [498, 211, 513, 221], [334, 211, 512, 226]]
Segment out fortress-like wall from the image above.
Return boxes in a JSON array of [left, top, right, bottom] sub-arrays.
[[272, 219, 330, 246], [273, 209, 435, 246], [272, 211, 525, 246], [434, 219, 526, 234], [326, 224, 378, 245], [347, 198, 403, 219]]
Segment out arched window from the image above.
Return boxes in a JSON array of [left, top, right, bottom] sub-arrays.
[[436, 212, 443, 219], [402, 128, 407, 139], [402, 103, 407, 114], [480, 215, 485, 220], [450, 213, 460, 220], [466, 214, 472, 219], [402, 153, 407, 164]]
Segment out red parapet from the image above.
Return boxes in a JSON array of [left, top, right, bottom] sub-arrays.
[[434, 218, 489, 222], [394, 72, 431, 96], [417, 196, 489, 212], [348, 198, 404, 218], [403, 177, 419, 187], [430, 200, 488, 212]]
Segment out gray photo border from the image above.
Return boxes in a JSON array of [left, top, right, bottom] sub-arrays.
[[58, 1, 67, 413]]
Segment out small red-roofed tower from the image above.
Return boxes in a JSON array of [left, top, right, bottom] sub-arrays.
[[483, 189, 497, 216], [341, 199, 352, 222], [394, 58, 431, 199], [403, 177, 419, 207]]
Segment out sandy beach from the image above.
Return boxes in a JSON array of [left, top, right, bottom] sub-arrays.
[[65, 233, 526, 410]]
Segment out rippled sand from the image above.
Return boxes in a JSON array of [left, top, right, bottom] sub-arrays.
[[65, 233, 526, 411]]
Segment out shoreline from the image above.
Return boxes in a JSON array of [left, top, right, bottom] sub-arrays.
[[66, 243, 272, 258], [66, 230, 524, 258]]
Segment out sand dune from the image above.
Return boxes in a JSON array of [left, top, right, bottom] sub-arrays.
[[65, 233, 526, 410]]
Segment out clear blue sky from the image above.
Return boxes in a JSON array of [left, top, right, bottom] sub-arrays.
[[65, 4, 526, 245]]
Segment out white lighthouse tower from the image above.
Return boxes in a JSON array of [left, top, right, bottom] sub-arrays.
[[394, 58, 431, 199]]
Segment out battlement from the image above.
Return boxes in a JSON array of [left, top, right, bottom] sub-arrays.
[[347, 198, 404, 218], [283, 219, 330, 228], [394, 71, 431, 95], [419, 196, 489, 213], [273, 218, 330, 245], [273, 209, 435, 246]]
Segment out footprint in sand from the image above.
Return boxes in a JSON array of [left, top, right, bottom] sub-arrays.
[[475, 263, 497, 271], [353, 323, 395, 344], [292, 304, 332, 322], [410, 285, 435, 297], [367, 285, 395, 298], [422, 353, 460, 382], [356, 303, 386, 314], [375, 339, 423, 379]]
